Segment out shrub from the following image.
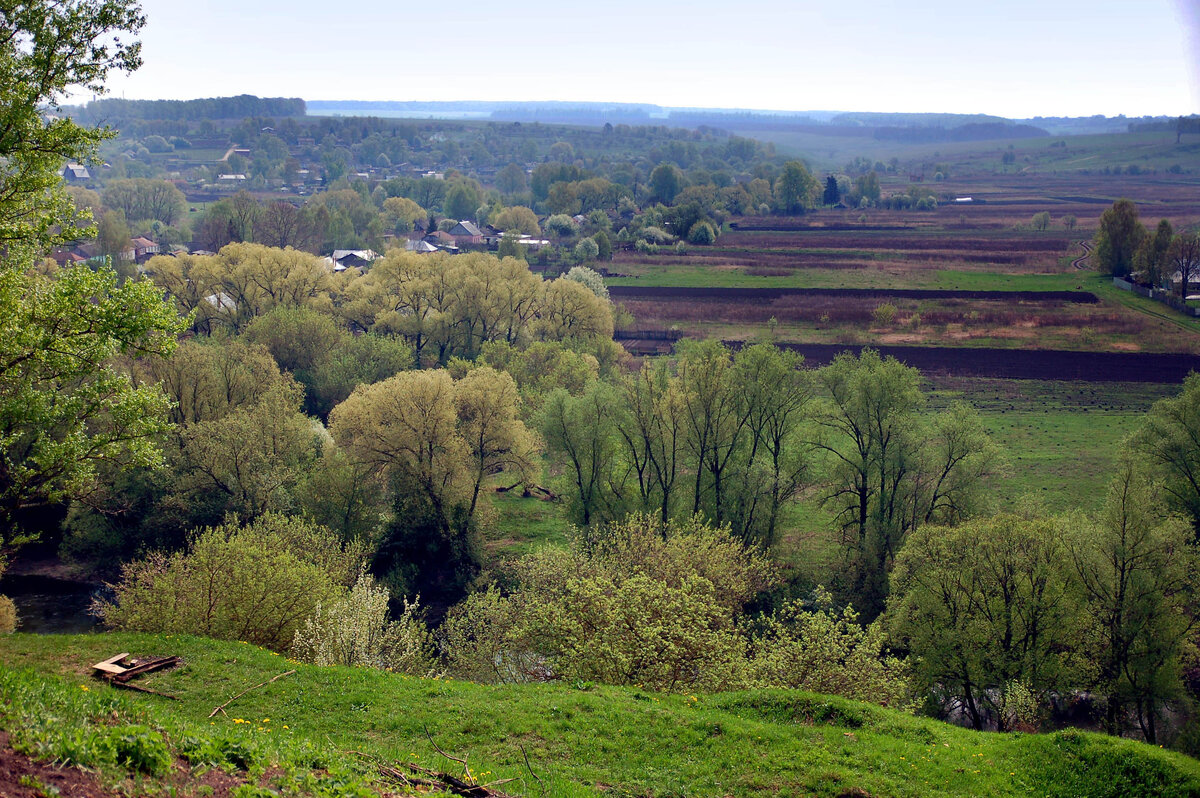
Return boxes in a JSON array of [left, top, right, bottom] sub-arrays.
[[564, 265, 608, 300], [572, 237, 600, 262], [0, 595, 15, 633], [638, 225, 673, 245], [746, 587, 911, 708], [443, 514, 776, 692], [687, 220, 717, 245], [872, 303, 897, 326], [96, 514, 363, 650], [292, 573, 439, 676]]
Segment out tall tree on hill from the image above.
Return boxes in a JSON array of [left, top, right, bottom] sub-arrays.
[[1093, 198, 1146, 278], [0, 1, 187, 573]]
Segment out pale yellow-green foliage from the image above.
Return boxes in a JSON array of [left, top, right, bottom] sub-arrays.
[[329, 367, 537, 534], [536, 278, 614, 342], [141, 339, 296, 426], [338, 251, 613, 364], [175, 383, 320, 518], [146, 243, 332, 334], [472, 340, 599, 410], [746, 587, 911, 708], [491, 205, 541, 236], [96, 514, 362, 651], [443, 514, 776, 692], [382, 196, 426, 233], [291, 573, 438, 676], [0, 594, 16, 634]]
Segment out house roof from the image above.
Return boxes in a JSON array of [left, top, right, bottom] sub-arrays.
[[450, 220, 483, 237], [62, 164, 90, 179], [331, 249, 378, 263], [405, 239, 438, 253], [130, 237, 157, 249]]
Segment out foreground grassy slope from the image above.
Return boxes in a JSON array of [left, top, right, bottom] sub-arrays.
[[3, 633, 1200, 797]]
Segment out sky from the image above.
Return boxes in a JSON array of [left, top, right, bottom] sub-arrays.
[[89, 0, 1200, 118]]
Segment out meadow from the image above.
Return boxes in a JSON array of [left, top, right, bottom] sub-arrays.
[[4, 633, 1199, 798]]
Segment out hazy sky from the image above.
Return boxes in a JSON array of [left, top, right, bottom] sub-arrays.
[[91, 0, 1200, 118]]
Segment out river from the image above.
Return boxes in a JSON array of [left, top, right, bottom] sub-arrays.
[[0, 574, 101, 634]]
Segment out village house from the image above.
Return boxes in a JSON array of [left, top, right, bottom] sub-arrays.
[[328, 249, 379, 271], [130, 236, 159, 263], [59, 163, 91, 184], [448, 220, 483, 246]]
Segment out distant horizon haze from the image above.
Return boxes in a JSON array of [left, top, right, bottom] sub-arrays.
[[80, 0, 1200, 119]]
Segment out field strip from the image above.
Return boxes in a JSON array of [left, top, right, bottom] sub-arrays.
[[619, 337, 1200, 383], [609, 286, 1099, 303]]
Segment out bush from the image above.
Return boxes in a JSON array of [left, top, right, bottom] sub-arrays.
[[872, 303, 897, 326], [292, 573, 439, 676], [96, 514, 365, 650], [687, 220, 717, 245], [746, 587, 911, 708], [442, 514, 777, 691], [0, 594, 15, 633], [638, 225, 673, 245], [564, 265, 608, 300], [573, 237, 600, 262]]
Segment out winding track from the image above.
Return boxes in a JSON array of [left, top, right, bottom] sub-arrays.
[[1071, 239, 1093, 270]]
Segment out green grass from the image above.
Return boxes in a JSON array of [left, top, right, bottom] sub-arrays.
[[608, 264, 1097, 291], [929, 378, 1176, 512], [3, 633, 1200, 798]]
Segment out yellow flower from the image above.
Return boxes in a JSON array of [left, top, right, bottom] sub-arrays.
[[79, 685, 89, 691]]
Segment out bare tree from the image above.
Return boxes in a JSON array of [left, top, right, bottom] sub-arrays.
[[1171, 232, 1200, 298]]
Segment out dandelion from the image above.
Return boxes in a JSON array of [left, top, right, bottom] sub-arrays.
[[80, 685, 89, 691]]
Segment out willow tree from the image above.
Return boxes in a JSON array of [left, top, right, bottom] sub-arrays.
[[330, 367, 537, 599]]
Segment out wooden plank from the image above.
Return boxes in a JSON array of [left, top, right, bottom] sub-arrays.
[[111, 656, 181, 683], [91, 653, 130, 676]]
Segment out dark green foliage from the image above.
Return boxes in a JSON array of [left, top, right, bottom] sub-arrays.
[[1093, 198, 1147, 278]]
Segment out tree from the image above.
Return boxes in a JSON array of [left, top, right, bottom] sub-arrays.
[[774, 161, 819, 214], [0, 265, 185, 559], [495, 162, 527, 196], [1093, 199, 1146, 278], [490, 205, 540, 236], [1169, 232, 1200, 299], [329, 367, 536, 598], [890, 514, 1083, 731], [1130, 372, 1200, 533], [443, 180, 481, 220], [823, 175, 841, 206], [648, 163, 683, 205], [0, 0, 145, 263], [257, 200, 303, 248], [1031, 211, 1051, 231], [687, 220, 717, 245], [811, 350, 998, 616], [573, 237, 600, 261], [1068, 461, 1200, 742], [1134, 219, 1174, 287], [539, 382, 622, 526], [564, 265, 608, 300]]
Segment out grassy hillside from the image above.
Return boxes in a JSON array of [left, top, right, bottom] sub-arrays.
[[3, 633, 1199, 797]]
